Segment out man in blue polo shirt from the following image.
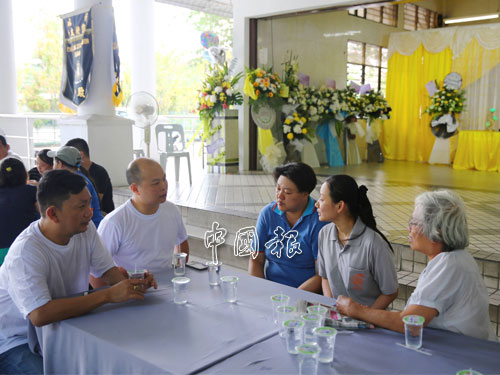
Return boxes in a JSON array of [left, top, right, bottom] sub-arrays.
[[248, 163, 328, 293]]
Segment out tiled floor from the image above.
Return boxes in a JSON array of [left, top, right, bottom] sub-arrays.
[[115, 159, 500, 258]]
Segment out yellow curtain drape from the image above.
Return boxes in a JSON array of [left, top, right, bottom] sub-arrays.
[[257, 128, 274, 157], [453, 131, 500, 172], [381, 45, 453, 161]]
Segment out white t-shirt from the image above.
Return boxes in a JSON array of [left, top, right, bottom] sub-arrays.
[[97, 199, 188, 274], [0, 220, 115, 354], [407, 249, 497, 341]]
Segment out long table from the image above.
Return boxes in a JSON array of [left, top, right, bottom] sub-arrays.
[[35, 266, 500, 374]]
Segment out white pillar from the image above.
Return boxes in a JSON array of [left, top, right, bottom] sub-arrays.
[[0, 0, 17, 114], [58, 0, 134, 186], [75, 0, 115, 116], [130, 0, 158, 159]]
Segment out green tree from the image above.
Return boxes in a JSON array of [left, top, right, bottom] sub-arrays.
[[155, 51, 204, 115], [17, 18, 62, 113]]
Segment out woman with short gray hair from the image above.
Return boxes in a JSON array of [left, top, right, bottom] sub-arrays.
[[336, 190, 497, 341]]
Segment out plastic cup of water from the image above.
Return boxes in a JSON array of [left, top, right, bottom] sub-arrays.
[[128, 269, 147, 279], [276, 305, 296, 338], [283, 319, 304, 354], [207, 261, 222, 285], [173, 252, 187, 276], [301, 313, 322, 344], [221, 276, 238, 303], [403, 315, 425, 349], [172, 277, 190, 304], [271, 294, 290, 324], [306, 305, 328, 319], [313, 327, 337, 363], [456, 370, 483, 375], [297, 343, 321, 375]]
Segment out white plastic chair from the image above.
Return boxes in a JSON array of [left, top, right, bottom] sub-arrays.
[[155, 124, 192, 185]]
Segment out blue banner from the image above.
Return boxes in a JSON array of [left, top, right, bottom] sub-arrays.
[[112, 13, 123, 106], [60, 9, 93, 108]]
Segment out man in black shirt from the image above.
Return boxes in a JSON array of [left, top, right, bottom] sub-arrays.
[[65, 138, 115, 214]]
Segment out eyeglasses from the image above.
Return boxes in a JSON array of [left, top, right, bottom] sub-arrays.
[[408, 218, 421, 230]]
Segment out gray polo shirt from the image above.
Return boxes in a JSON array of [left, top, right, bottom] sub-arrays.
[[318, 218, 398, 306]]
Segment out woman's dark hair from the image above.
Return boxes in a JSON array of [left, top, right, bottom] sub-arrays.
[[273, 162, 317, 194], [325, 174, 393, 251], [0, 158, 27, 187], [37, 169, 87, 217], [37, 149, 54, 166]]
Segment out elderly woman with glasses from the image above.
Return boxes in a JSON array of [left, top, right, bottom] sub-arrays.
[[248, 162, 328, 292], [336, 190, 497, 341]]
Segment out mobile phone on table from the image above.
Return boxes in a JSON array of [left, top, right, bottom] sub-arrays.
[[186, 260, 208, 271]]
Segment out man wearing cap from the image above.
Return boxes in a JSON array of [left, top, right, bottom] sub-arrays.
[[65, 138, 115, 214], [0, 135, 22, 162], [92, 158, 189, 287], [49, 146, 103, 228], [0, 170, 156, 374]]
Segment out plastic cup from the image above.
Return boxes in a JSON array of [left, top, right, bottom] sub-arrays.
[[271, 294, 290, 324], [207, 261, 222, 285], [313, 327, 337, 363], [172, 276, 190, 304], [306, 305, 328, 318], [277, 305, 296, 338], [221, 276, 238, 303], [403, 315, 425, 349], [297, 344, 321, 375], [456, 370, 483, 375], [283, 319, 304, 354], [173, 252, 188, 276], [301, 313, 322, 344], [127, 269, 147, 279]]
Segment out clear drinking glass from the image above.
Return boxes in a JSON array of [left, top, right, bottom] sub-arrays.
[[301, 313, 322, 344], [313, 327, 337, 363], [207, 261, 222, 285], [221, 276, 239, 303], [271, 294, 290, 324], [173, 252, 187, 276], [297, 344, 321, 375], [172, 276, 190, 304], [283, 319, 304, 354]]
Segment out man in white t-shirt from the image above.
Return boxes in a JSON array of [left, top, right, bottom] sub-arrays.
[[93, 158, 189, 286], [0, 170, 157, 374]]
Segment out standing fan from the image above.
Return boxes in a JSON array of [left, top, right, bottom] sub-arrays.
[[126, 91, 159, 157]]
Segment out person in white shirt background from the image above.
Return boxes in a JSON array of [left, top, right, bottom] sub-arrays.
[[0, 170, 156, 374], [91, 158, 189, 287], [336, 189, 497, 342]]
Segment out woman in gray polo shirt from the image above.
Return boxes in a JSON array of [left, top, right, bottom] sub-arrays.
[[316, 175, 398, 309]]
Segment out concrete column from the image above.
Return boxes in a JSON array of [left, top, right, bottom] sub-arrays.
[[0, 0, 17, 114], [75, 0, 115, 116], [58, 0, 133, 186], [129, 0, 158, 159]]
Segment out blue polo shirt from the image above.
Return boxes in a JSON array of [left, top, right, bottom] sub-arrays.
[[252, 197, 328, 288], [77, 171, 103, 228]]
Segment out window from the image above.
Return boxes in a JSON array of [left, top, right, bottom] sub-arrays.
[[347, 41, 388, 93], [404, 3, 440, 30], [348, 4, 397, 27]]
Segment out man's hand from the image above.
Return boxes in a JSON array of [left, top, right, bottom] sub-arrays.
[[107, 279, 147, 303], [336, 295, 360, 317]]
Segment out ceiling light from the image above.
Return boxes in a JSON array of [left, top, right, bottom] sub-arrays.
[[444, 14, 499, 24]]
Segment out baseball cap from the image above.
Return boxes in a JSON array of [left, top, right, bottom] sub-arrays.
[[48, 146, 82, 168]]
